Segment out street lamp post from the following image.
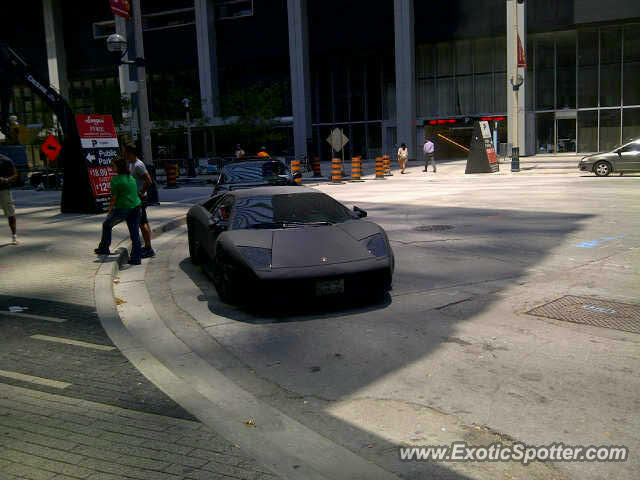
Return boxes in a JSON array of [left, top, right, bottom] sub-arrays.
[[182, 98, 195, 177], [509, 0, 524, 172]]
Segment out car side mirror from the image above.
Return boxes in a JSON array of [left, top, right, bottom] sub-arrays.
[[353, 206, 367, 218], [293, 172, 302, 180], [208, 219, 228, 232]]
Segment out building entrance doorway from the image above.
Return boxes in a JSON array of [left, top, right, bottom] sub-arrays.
[[557, 118, 576, 153]]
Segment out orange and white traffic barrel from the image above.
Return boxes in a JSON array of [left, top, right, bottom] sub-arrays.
[[375, 157, 386, 180], [311, 157, 322, 177], [291, 159, 302, 184], [331, 158, 343, 184], [350, 156, 365, 182], [383, 155, 393, 176]]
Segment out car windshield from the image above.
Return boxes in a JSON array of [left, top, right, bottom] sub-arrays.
[[220, 161, 289, 185], [231, 193, 355, 230]]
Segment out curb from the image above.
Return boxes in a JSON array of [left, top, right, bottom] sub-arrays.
[[94, 215, 401, 480]]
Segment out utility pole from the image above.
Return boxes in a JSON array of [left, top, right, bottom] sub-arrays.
[[130, 0, 153, 168]]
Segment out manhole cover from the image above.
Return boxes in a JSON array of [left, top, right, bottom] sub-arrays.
[[527, 296, 640, 334], [415, 225, 455, 232]]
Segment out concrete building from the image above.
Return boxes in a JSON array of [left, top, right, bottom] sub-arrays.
[[2, 0, 640, 161]]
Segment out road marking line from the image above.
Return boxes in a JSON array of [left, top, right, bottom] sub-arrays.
[[30, 334, 116, 351], [0, 370, 71, 389], [2, 312, 67, 323]]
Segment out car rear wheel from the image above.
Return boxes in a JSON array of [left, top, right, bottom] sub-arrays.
[[212, 254, 242, 305], [594, 161, 611, 177]]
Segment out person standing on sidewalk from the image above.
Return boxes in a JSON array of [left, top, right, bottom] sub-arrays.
[[397, 143, 409, 174], [124, 142, 155, 258], [0, 153, 18, 244], [423, 137, 436, 173], [94, 156, 142, 265]]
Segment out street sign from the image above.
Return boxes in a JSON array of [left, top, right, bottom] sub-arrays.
[[326, 128, 349, 152], [110, 0, 131, 19], [41, 135, 62, 163], [76, 114, 120, 212]]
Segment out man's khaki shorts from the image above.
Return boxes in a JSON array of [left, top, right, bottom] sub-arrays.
[[0, 190, 15, 217]]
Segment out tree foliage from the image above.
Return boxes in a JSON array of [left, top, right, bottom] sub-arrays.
[[220, 82, 287, 150]]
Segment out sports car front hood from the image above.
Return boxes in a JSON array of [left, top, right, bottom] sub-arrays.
[[271, 225, 371, 268]]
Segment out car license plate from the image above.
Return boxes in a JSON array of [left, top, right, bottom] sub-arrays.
[[315, 279, 344, 296]]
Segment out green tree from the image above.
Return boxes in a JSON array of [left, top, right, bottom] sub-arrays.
[[220, 82, 287, 150]]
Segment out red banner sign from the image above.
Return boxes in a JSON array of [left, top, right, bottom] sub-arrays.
[[110, 0, 131, 19], [76, 114, 119, 212], [517, 34, 527, 69]]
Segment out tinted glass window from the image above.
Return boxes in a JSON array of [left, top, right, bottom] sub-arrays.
[[220, 161, 289, 184], [621, 142, 640, 153], [231, 193, 354, 230]]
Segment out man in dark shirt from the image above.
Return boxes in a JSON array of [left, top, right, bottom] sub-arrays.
[[0, 153, 18, 244]]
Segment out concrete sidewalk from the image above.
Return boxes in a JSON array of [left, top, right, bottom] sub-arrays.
[[0, 190, 277, 480]]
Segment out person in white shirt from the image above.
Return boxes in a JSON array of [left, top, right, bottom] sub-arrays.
[[397, 143, 408, 174], [423, 138, 436, 173]]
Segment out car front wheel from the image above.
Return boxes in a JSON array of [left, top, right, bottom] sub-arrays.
[[594, 161, 611, 177]]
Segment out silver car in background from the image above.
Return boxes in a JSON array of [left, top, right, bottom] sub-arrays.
[[579, 139, 640, 176]]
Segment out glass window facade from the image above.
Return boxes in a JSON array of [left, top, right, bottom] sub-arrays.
[[528, 24, 639, 152], [415, 37, 508, 117], [310, 22, 639, 159]]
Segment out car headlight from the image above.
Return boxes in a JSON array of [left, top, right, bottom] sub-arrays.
[[238, 247, 272, 270], [365, 233, 388, 257]]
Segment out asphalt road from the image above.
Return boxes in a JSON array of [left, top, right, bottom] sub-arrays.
[[145, 169, 640, 480]]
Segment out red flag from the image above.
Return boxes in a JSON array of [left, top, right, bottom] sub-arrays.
[[517, 34, 527, 69], [110, 0, 130, 19]]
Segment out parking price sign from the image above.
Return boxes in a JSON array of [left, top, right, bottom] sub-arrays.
[[75, 114, 120, 212]]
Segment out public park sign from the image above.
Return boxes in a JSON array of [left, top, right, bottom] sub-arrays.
[[465, 121, 499, 174], [75, 114, 119, 212]]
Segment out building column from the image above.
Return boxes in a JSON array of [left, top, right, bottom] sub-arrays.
[[507, 0, 526, 154], [195, 0, 221, 121], [287, 0, 312, 160], [42, 0, 69, 99], [394, 0, 416, 159]]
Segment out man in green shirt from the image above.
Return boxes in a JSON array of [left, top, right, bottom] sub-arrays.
[[94, 157, 143, 265]]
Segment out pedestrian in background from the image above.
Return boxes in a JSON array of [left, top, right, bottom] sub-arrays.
[[94, 156, 142, 265], [423, 137, 436, 173], [397, 143, 409, 174], [124, 142, 155, 258], [0, 152, 18, 244], [235, 144, 245, 158]]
